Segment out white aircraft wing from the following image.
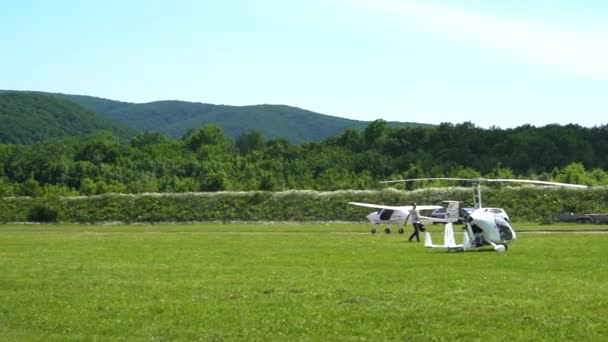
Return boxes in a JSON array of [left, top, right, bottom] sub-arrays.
[[348, 202, 409, 211], [418, 214, 449, 223], [410, 205, 443, 211], [348, 202, 441, 212]]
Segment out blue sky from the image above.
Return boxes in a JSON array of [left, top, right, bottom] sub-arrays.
[[2, 0, 607, 128]]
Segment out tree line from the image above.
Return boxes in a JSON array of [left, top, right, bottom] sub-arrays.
[[1, 120, 607, 197]]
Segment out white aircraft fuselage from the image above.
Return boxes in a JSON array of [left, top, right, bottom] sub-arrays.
[[467, 210, 517, 247], [366, 209, 409, 225]]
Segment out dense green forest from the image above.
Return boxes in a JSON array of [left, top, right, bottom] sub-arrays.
[[0, 92, 135, 144], [0, 119, 607, 197]]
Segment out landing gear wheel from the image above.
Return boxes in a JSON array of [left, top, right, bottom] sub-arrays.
[[494, 244, 507, 252], [398, 228, 404, 234], [384, 228, 391, 234], [371, 227, 377, 234]]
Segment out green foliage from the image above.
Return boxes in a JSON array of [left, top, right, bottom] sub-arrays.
[[236, 130, 265, 154], [0, 177, 15, 196], [1, 188, 607, 223], [79, 178, 97, 196], [0, 100, 607, 198], [200, 172, 228, 191], [26, 204, 58, 222], [75, 132, 121, 165], [40, 183, 78, 197], [0, 92, 135, 144], [50, 92, 429, 144], [130, 131, 168, 148], [18, 178, 42, 197], [363, 119, 388, 148], [554, 162, 592, 185], [184, 124, 231, 151]]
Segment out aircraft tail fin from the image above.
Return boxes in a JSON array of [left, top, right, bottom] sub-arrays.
[[444, 201, 460, 222], [425, 222, 462, 249], [443, 222, 456, 247], [424, 231, 433, 247]]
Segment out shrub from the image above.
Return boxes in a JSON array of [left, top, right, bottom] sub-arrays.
[[27, 205, 59, 222]]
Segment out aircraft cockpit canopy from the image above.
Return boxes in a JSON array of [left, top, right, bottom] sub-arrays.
[[495, 218, 514, 241], [379, 209, 394, 220]]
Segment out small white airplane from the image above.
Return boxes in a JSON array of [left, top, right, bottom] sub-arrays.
[[380, 178, 588, 252], [348, 202, 442, 234]]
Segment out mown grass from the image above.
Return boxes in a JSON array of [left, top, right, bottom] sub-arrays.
[[0, 220, 605, 234], [0, 223, 607, 340]]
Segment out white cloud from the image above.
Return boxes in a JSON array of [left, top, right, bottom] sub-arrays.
[[349, 0, 608, 80]]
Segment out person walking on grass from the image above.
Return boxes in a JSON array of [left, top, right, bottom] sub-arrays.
[[407, 203, 422, 242]]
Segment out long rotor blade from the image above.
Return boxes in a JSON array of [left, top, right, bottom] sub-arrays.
[[381, 177, 587, 188], [484, 178, 588, 188], [380, 177, 476, 184]]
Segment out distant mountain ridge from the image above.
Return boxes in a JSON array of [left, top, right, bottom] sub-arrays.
[[51, 93, 430, 144], [0, 91, 135, 144], [2, 90, 431, 144]]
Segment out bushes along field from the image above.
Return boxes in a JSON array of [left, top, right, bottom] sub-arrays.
[[1, 187, 606, 223]]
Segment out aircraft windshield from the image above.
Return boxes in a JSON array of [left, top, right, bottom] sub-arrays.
[[379, 209, 394, 220], [495, 218, 513, 241]]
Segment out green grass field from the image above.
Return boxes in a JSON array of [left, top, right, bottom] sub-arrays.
[[1, 223, 607, 340]]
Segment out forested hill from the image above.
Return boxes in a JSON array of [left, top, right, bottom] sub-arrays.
[[1, 118, 607, 198], [0, 92, 136, 144], [50, 92, 429, 144]]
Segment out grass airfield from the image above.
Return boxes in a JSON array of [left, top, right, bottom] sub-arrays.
[[1, 223, 607, 340]]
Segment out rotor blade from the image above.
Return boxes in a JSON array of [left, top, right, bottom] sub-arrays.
[[381, 177, 587, 188], [380, 177, 476, 184], [484, 178, 588, 188], [348, 202, 442, 212]]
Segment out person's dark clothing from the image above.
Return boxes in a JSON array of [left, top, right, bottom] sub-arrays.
[[407, 207, 421, 242], [408, 222, 421, 242]]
